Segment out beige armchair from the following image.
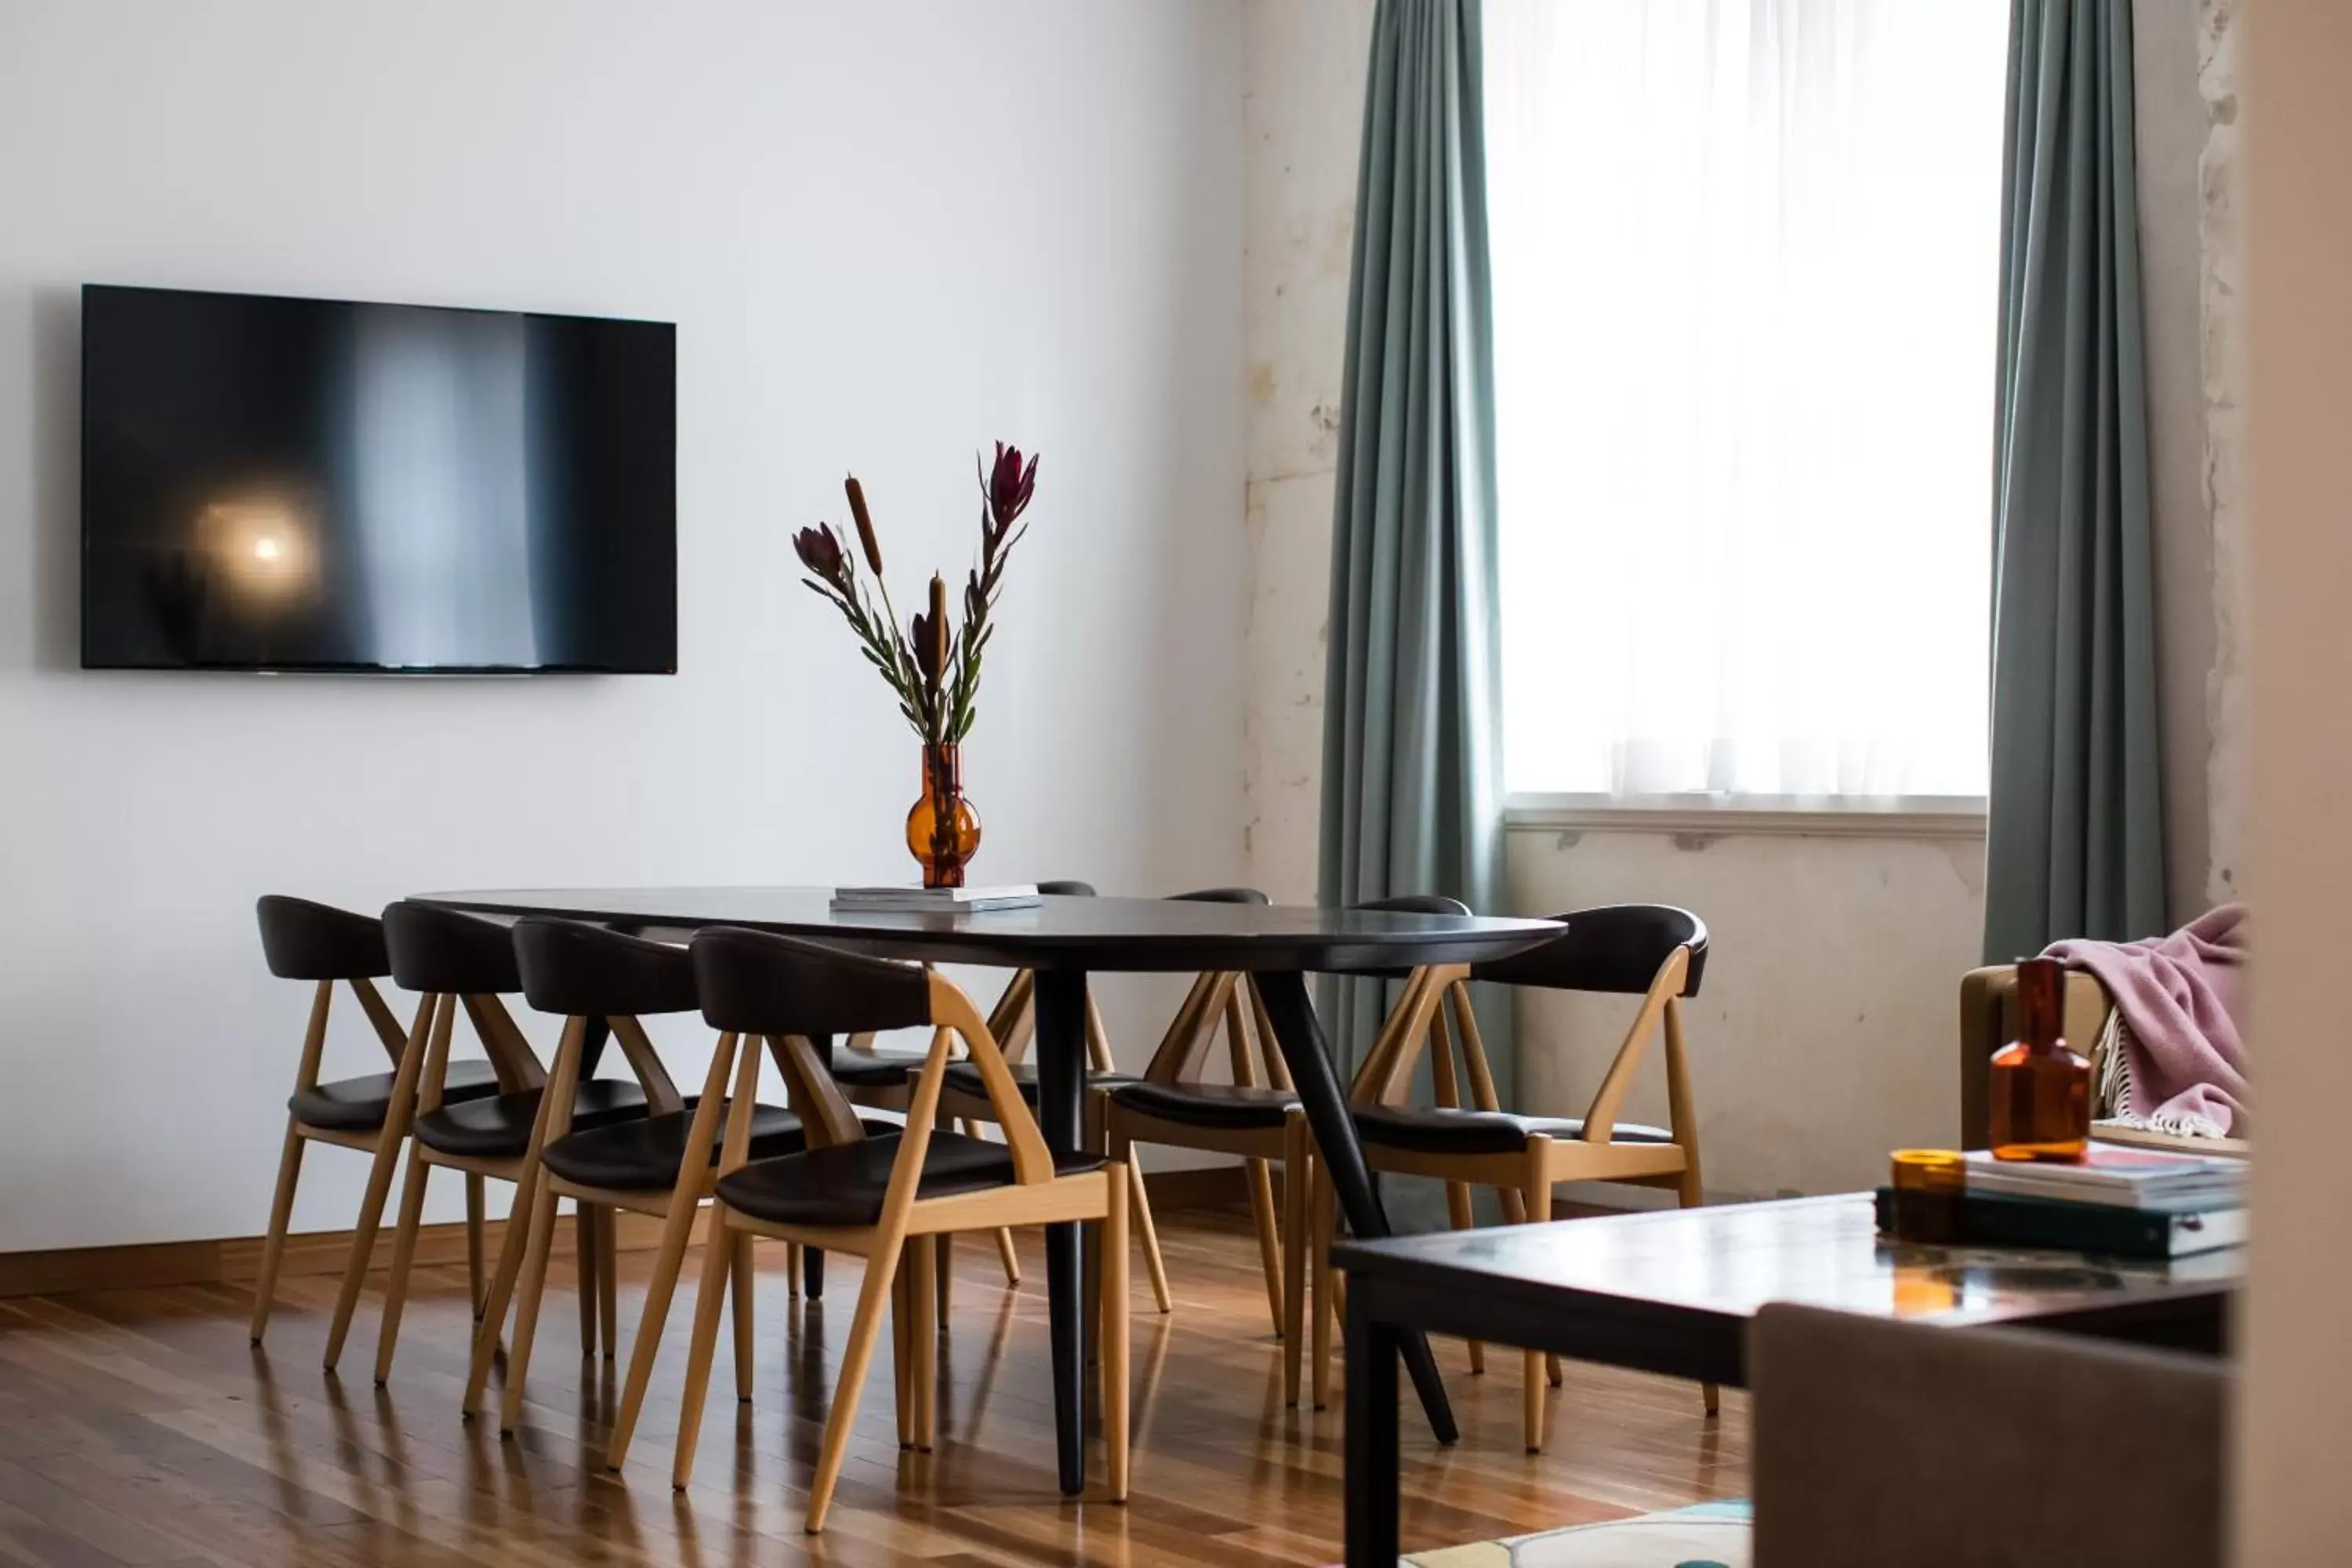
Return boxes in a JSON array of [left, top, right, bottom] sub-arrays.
[[1958, 964, 2248, 1156]]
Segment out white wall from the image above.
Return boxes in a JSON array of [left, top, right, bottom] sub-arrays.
[[0, 0, 1247, 1252]]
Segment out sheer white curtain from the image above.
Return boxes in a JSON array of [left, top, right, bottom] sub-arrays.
[[1487, 0, 2008, 799]]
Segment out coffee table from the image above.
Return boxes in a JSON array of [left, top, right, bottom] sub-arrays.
[[1334, 1192, 2241, 1566]]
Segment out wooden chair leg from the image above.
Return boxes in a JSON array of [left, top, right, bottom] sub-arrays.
[[597, 1206, 620, 1362], [788, 1240, 803, 1298], [465, 1173, 488, 1319], [1118, 1133, 1173, 1314], [324, 1127, 412, 1372], [670, 1221, 742, 1489], [248, 1122, 306, 1345], [804, 1239, 905, 1533], [1102, 1165, 1130, 1502], [1244, 1156, 1284, 1337], [891, 1261, 913, 1448], [1280, 1120, 1308, 1406], [575, 1203, 600, 1358], [606, 1186, 705, 1468], [731, 1234, 756, 1402], [370, 1149, 434, 1385], [462, 1164, 539, 1417], [498, 1181, 567, 1436], [992, 1225, 1022, 1287], [909, 1236, 937, 1451]]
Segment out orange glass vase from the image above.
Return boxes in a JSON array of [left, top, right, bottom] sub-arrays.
[[905, 742, 982, 888], [1988, 956, 2090, 1161]]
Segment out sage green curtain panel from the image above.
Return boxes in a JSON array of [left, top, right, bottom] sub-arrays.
[[1984, 0, 2166, 964], [1319, 0, 1506, 1084]]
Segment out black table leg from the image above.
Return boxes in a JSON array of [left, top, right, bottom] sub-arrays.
[[802, 1247, 823, 1300], [1031, 967, 1091, 1497], [1254, 970, 1458, 1444], [1345, 1283, 1402, 1567]]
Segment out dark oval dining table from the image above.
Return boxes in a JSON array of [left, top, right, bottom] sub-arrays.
[[415, 885, 1561, 1492]]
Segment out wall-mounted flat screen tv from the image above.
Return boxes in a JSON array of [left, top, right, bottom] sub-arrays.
[[81, 285, 677, 673]]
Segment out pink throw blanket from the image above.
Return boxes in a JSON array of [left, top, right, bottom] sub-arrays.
[[2043, 904, 2250, 1137]]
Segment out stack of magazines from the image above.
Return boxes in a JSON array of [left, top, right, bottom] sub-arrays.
[[829, 884, 1043, 913], [1877, 1146, 2246, 1259]]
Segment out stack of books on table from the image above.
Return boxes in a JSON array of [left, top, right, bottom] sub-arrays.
[[829, 884, 1042, 913], [1879, 1146, 2248, 1259]]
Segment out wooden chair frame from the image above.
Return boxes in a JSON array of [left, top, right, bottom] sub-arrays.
[[251, 973, 451, 1347], [467, 1013, 774, 1444], [370, 995, 669, 1386], [317, 985, 553, 1372], [933, 969, 1175, 1314], [840, 967, 1064, 1295], [1093, 970, 1296, 1335], [673, 969, 1128, 1534], [1308, 944, 1711, 1450]]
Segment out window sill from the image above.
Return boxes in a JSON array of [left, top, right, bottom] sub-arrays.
[[1503, 792, 1987, 840]]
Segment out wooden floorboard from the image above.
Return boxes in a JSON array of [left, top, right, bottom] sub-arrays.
[[0, 1211, 1746, 1566]]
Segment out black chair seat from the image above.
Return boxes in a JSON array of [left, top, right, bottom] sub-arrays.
[[716, 1131, 1105, 1229], [1352, 1104, 1675, 1157], [832, 1048, 920, 1089], [543, 1099, 805, 1191], [1108, 1079, 1298, 1131], [414, 1079, 649, 1160], [942, 1059, 1138, 1105], [290, 1061, 502, 1131]]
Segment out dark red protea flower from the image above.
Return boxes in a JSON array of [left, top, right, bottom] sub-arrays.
[[793, 524, 845, 586], [982, 442, 1038, 532]]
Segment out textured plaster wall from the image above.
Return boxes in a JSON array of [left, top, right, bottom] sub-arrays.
[[2198, 0, 2248, 908], [1240, 0, 1372, 905]]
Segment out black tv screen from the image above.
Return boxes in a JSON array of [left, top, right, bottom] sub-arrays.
[[81, 285, 677, 673]]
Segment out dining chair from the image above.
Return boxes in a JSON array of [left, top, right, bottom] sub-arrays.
[[1095, 930, 1303, 1342], [248, 895, 506, 1347], [671, 925, 1130, 1532], [1311, 902, 1712, 1450], [830, 878, 1103, 1300], [357, 902, 657, 1385], [934, 886, 1272, 1322], [477, 917, 829, 1446]]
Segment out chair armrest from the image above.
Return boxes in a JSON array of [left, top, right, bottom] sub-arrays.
[[1958, 964, 2114, 1147], [1751, 1304, 2227, 1568]]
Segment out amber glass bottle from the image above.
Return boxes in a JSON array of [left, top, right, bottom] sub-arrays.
[[1988, 956, 2090, 1161]]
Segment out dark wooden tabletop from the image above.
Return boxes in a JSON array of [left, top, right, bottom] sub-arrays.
[[410, 886, 1562, 973], [1335, 1192, 2244, 1332]]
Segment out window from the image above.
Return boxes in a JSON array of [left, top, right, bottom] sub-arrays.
[[1486, 0, 2009, 801]]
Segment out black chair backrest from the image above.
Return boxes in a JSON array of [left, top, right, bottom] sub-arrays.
[[382, 902, 524, 996], [1472, 904, 1708, 996], [1038, 879, 1097, 898], [691, 927, 932, 1039], [514, 917, 697, 1019], [1354, 893, 1472, 918], [1167, 887, 1269, 905], [256, 895, 390, 980]]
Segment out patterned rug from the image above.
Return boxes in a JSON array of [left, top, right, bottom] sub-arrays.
[[1397, 1498, 1751, 1566]]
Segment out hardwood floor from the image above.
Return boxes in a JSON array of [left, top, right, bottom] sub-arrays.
[[0, 1210, 1746, 1566]]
